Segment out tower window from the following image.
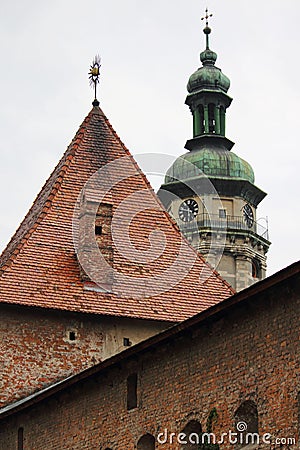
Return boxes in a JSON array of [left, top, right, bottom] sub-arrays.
[[127, 373, 138, 410], [208, 103, 215, 133], [252, 260, 262, 279], [219, 209, 226, 218]]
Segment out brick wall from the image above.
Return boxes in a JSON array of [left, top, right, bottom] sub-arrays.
[[0, 274, 299, 450], [0, 305, 169, 408]]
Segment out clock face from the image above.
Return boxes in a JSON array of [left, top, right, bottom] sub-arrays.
[[178, 199, 199, 222], [243, 203, 254, 228]]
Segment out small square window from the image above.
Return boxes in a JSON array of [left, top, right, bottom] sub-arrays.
[[68, 331, 76, 341], [219, 209, 226, 218], [95, 225, 102, 235], [123, 337, 132, 347]]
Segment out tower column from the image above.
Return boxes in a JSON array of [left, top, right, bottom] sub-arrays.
[[220, 107, 226, 136], [214, 105, 221, 134], [193, 108, 201, 137], [204, 105, 209, 133]]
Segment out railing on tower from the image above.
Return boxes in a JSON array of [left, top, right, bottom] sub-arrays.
[[175, 213, 269, 240]]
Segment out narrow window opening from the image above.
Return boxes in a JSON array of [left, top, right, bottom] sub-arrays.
[[95, 225, 103, 235], [18, 427, 24, 450], [219, 209, 226, 218], [127, 373, 137, 410], [123, 337, 132, 347], [208, 103, 215, 133], [252, 260, 262, 279], [69, 331, 76, 341]]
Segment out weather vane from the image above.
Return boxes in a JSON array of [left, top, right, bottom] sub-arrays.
[[88, 55, 101, 104], [201, 7, 213, 28]]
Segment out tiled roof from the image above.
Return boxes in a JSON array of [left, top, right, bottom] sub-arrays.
[[0, 104, 234, 322]]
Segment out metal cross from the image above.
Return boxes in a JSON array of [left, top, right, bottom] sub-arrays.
[[201, 7, 213, 28]]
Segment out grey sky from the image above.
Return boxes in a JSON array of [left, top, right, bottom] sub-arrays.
[[0, 0, 299, 277]]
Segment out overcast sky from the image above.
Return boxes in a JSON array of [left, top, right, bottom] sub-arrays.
[[0, 0, 299, 277]]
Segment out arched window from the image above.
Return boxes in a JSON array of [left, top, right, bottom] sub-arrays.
[[252, 259, 262, 280], [137, 433, 155, 450], [234, 400, 258, 448], [180, 420, 202, 450]]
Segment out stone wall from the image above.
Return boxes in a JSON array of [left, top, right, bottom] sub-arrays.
[[0, 268, 298, 449]]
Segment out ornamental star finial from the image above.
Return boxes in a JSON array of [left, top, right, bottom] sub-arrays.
[[88, 55, 101, 105], [201, 7, 213, 28]]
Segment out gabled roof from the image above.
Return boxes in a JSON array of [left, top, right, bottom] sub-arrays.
[[0, 104, 234, 322]]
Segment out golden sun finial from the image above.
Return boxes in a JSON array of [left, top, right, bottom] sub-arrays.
[[88, 55, 101, 105]]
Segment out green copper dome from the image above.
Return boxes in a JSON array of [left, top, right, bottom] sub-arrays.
[[164, 147, 255, 185], [187, 22, 230, 95], [187, 50, 230, 94]]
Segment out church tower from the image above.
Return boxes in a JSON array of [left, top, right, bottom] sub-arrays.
[[158, 10, 271, 291]]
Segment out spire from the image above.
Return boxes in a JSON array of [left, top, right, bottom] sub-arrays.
[[200, 8, 217, 66], [88, 55, 101, 107]]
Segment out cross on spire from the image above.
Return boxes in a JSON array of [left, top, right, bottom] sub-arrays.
[[201, 7, 213, 28], [201, 7, 213, 49]]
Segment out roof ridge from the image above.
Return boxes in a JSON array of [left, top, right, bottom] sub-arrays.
[[0, 108, 95, 274]]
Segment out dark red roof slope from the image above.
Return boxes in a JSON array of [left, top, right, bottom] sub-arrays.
[[0, 104, 234, 322]]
